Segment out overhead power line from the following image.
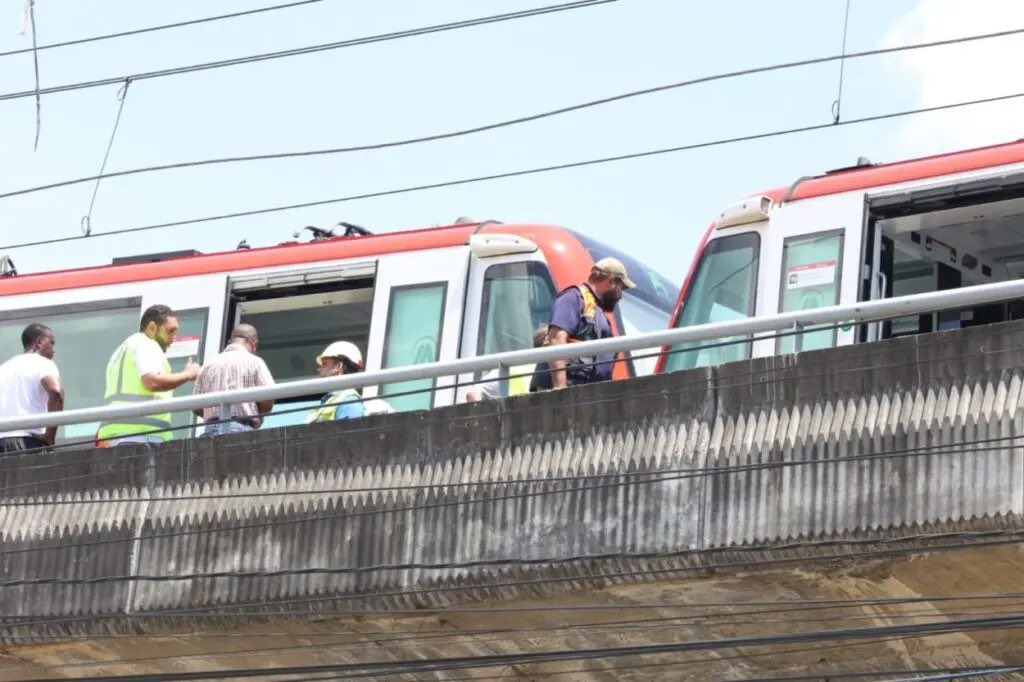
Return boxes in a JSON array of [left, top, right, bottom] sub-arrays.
[[0, 528, 1018, 588], [9, 614, 1024, 681], [1, 88, 1022, 253], [0, 0, 616, 103], [0, 1, 325, 58], [2, 24, 1023, 200]]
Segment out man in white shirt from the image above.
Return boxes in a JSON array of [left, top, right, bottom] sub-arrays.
[[0, 323, 64, 454]]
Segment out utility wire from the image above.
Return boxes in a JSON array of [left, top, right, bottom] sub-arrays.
[[8, 606, 1024, 676], [0, 1, 325, 58], [0, 0, 616, 104], [2, 24, 1024, 200], [0, 529, 1017, 589], [26, 0, 41, 150], [10, 614, 1023, 681], [2, 535, 1019, 635], [81, 78, 131, 236], [3, 88, 1023, 253]]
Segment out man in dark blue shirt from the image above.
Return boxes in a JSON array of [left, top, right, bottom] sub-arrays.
[[534, 257, 635, 391]]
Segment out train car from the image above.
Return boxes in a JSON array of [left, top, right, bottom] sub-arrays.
[[659, 139, 1024, 373], [0, 220, 678, 440]]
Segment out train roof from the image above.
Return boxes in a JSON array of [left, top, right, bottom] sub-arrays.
[[0, 222, 576, 297], [761, 138, 1024, 204]]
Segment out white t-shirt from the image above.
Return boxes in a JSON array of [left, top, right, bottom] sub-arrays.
[[0, 352, 60, 437], [126, 332, 167, 378]]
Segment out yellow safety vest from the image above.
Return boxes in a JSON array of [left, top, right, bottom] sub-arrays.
[[97, 334, 173, 442], [504, 363, 536, 397], [306, 388, 364, 423]]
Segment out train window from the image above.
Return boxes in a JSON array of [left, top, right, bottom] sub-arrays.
[[380, 282, 447, 412], [478, 262, 556, 355], [664, 231, 760, 373], [165, 308, 208, 437], [777, 231, 843, 353], [0, 298, 140, 441]]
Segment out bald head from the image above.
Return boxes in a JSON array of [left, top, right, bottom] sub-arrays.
[[229, 324, 259, 346]]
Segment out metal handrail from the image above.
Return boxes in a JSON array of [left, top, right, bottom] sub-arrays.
[[2, 277, 1024, 433]]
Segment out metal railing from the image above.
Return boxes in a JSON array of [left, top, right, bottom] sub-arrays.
[[3, 277, 1024, 434]]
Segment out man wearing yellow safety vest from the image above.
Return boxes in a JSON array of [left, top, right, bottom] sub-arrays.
[[464, 324, 548, 402], [307, 341, 363, 422], [97, 304, 201, 446]]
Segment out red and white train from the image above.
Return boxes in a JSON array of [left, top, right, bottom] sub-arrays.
[[0, 220, 677, 438], [660, 139, 1024, 372]]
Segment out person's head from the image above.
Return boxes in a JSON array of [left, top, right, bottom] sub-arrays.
[[139, 304, 179, 351], [228, 323, 259, 353], [315, 341, 363, 378], [533, 323, 549, 349], [21, 323, 55, 359], [587, 257, 636, 311]]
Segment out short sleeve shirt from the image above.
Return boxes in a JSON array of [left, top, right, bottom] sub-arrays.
[[548, 285, 615, 381], [0, 352, 60, 437], [127, 333, 169, 378]]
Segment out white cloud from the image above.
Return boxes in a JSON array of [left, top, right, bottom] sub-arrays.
[[883, 0, 1024, 155]]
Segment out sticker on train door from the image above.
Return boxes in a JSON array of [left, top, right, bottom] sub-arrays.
[[786, 260, 837, 289]]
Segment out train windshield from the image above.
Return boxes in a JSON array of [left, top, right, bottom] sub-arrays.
[[664, 231, 760, 373]]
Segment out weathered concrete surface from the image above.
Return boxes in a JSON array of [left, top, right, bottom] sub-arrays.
[[0, 544, 1021, 680], [0, 318, 1022, 644]]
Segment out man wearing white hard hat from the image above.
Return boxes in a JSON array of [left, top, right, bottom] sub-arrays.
[[307, 341, 367, 423]]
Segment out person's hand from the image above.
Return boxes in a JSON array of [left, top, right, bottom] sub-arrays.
[[183, 358, 201, 381]]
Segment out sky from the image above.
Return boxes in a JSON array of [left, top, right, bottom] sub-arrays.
[[0, 0, 1022, 285]]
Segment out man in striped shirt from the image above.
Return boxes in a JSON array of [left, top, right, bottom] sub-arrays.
[[192, 324, 275, 436]]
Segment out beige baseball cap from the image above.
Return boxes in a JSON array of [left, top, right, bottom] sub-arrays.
[[593, 257, 636, 289]]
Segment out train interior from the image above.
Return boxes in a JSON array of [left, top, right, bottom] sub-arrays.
[[228, 265, 377, 426], [867, 174, 1024, 339]]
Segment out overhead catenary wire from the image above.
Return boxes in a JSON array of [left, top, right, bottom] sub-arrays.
[[0, 1, 325, 58], [0, 0, 616, 105], [3, 87, 1024, 253], [2, 23, 1024, 201]]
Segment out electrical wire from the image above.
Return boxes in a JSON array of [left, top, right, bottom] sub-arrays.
[[8, 604, 1024, 676], [0, 1, 326, 58], [3, 88, 1024, 253], [9, 613, 1022, 681], [0, 0, 615, 104], [2, 528, 1016, 588], [3, 24, 1024, 200]]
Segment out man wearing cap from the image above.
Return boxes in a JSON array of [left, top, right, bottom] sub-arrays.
[[307, 341, 368, 422], [534, 257, 635, 391]]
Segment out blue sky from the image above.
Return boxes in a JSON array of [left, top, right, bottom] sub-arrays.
[[0, 0, 1021, 284]]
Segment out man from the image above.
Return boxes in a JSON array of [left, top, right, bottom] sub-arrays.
[[535, 257, 635, 391], [97, 304, 200, 446], [307, 341, 366, 422], [0, 323, 64, 454], [465, 324, 548, 402], [192, 324, 274, 436]]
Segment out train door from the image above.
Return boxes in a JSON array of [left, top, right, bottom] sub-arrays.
[[227, 260, 377, 427], [862, 170, 1024, 342], [363, 247, 469, 411], [754, 192, 862, 357], [456, 233, 555, 402]]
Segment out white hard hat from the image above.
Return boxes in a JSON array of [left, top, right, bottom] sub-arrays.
[[316, 341, 363, 368]]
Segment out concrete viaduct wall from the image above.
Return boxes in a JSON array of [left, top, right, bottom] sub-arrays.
[[0, 319, 1021, 634]]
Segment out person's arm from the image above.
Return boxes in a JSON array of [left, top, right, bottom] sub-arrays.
[[546, 326, 571, 389], [141, 358, 200, 392], [40, 374, 64, 446]]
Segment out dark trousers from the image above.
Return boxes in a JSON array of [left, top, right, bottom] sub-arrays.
[[0, 436, 48, 455]]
